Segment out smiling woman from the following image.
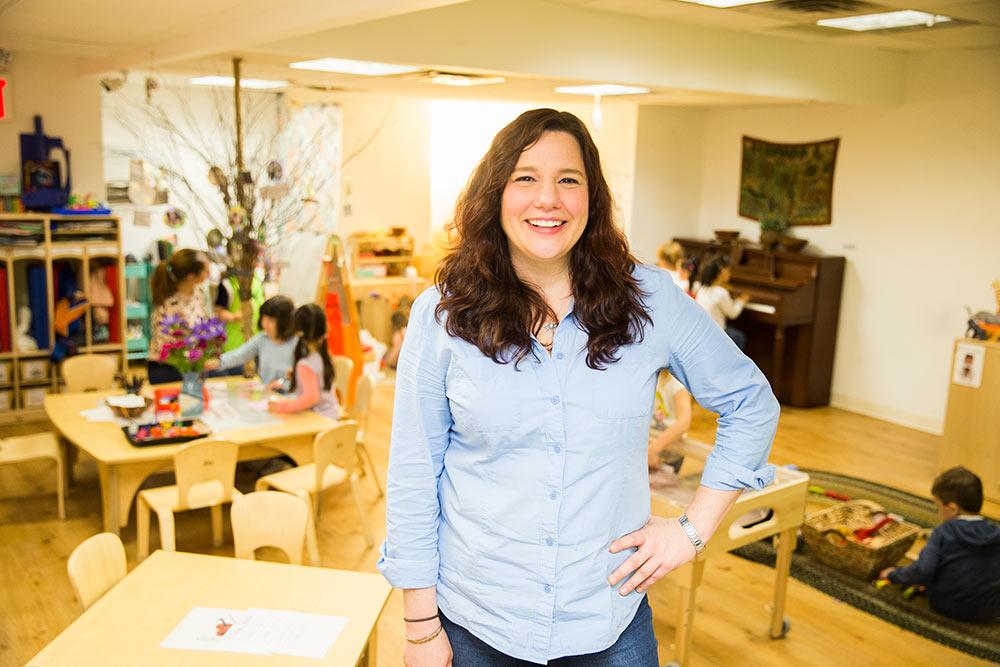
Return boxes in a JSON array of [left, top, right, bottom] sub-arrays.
[[378, 108, 780, 667]]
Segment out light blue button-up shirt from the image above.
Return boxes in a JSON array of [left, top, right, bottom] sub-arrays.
[[378, 264, 779, 663]]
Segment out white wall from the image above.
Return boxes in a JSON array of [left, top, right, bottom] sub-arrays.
[[630, 106, 706, 264], [1, 53, 104, 198], [689, 47, 1000, 434]]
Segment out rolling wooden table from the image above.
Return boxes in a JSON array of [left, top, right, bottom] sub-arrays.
[[27, 550, 392, 666], [650, 440, 808, 667], [45, 381, 338, 534]]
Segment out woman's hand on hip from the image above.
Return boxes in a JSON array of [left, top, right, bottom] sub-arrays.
[[608, 516, 697, 595], [403, 627, 452, 667]]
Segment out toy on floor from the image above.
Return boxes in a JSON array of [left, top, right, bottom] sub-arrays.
[[874, 577, 924, 600], [808, 484, 851, 501]]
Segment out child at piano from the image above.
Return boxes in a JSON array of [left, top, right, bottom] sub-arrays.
[[268, 303, 341, 421], [656, 241, 690, 293], [695, 255, 750, 350]]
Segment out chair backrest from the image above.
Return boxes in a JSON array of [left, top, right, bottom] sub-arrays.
[[332, 354, 354, 406], [231, 491, 310, 565], [314, 421, 359, 490], [62, 354, 118, 392], [67, 532, 126, 611], [349, 375, 373, 438], [173, 439, 239, 510]]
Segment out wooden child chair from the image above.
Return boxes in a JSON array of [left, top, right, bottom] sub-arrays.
[[332, 354, 354, 409], [136, 439, 242, 561], [0, 432, 66, 519], [255, 421, 373, 547], [61, 354, 118, 392], [67, 532, 126, 610], [350, 374, 383, 497], [231, 491, 318, 565]]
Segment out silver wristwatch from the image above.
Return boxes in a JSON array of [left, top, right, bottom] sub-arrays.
[[678, 514, 706, 554]]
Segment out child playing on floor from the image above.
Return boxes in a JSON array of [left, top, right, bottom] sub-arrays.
[[647, 370, 693, 489], [267, 303, 340, 421], [879, 467, 1000, 623], [204, 295, 297, 389]]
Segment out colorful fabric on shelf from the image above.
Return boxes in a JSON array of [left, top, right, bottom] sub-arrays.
[[105, 263, 120, 343], [27, 264, 49, 350], [0, 267, 9, 351]]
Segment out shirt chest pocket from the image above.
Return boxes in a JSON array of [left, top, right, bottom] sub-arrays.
[[590, 359, 656, 420], [446, 357, 521, 433]]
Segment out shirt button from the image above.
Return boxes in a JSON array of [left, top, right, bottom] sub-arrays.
[[556, 352, 565, 360], [553, 445, 562, 454], [544, 584, 552, 593], [549, 491, 557, 500], [545, 537, 555, 547], [550, 397, 559, 405]]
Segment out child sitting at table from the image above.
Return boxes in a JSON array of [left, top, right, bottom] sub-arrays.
[[204, 296, 297, 389], [880, 467, 1000, 623], [268, 303, 340, 421], [648, 371, 693, 489]]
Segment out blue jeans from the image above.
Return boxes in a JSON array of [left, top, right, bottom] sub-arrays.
[[725, 324, 747, 351], [440, 596, 658, 666]]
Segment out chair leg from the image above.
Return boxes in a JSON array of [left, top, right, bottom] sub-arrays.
[[157, 510, 177, 552], [350, 477, 374, 547], [254, 478, 269, 492], [137, 496, 151, 561], [211, 504, 224, 547], [53, 452, 66, 520], [293, 490, 321, 566], [357, 442, 383, 498]]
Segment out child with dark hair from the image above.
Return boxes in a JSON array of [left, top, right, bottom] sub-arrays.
[[880, 466, 1000, 622], [204, 295, 297, 388], [268, 303, 339, 420], [695, 255, 750, 350], [147, 249, 210, 384]]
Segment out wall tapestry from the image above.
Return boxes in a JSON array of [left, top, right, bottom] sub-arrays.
[[738, 136, 839, 226]]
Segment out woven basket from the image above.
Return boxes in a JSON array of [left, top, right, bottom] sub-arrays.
[[802, 500, 919, 580]]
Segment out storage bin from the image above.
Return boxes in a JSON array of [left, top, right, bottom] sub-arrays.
[[802, 500, 919, 580], [0, 361, 11, 384], [20, 358, 49, 381], [0, 388, 12, 411], [22, 386, 49, 410]]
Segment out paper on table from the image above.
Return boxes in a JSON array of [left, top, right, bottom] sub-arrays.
[[161, 607, 348, 659], [199, 400, 280, 432], [160, 607, 269, 655], [248, 608, 349, 659]]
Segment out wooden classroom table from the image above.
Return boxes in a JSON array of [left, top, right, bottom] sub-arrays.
[[45, 380, 338, 534], [27, 550, 392, 666], [650, 443, 808, 667]]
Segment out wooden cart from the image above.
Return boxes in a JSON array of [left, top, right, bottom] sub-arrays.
[[650, 440, 808, 667]]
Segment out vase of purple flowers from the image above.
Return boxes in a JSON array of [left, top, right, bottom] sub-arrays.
[[158, 316, 226, 416]]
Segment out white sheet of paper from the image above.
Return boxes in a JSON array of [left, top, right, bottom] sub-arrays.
[[161, 607, 348, 659], [160, 607, 269, 655], [248, 608, 349, 659]]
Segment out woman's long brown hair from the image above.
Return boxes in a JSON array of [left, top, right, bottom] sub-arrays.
[[435, 108, 650, 369]]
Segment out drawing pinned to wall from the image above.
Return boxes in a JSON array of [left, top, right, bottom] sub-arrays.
[[738, 136, 839, 226]]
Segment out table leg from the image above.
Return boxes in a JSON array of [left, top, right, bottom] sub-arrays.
[[769, 527, 795, 639], [97, 463, 120, 535], [59, 436, 78, 488], [771, 326, 786, 399], [673, 560, 705, 667], [366, 627, 378, 667]]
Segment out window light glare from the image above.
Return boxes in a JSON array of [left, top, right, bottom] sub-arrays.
[[288, 58, 421, 76], [675, 0, 773, 7], [817, 10, 953, 31], [429, 74, 506, 87], [554, 84, 650, 96], [189, 76, 288, 90]]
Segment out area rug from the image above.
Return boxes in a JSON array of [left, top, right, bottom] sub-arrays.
[[729, 469, 1000, 663]]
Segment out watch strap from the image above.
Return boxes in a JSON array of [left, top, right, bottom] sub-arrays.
[[678, 514, 706, 553]]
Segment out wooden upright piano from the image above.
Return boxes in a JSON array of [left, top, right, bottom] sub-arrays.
[[675, 238, 845, 407]]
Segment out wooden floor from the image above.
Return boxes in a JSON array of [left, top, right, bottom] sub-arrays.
[[0, 384, 994, 667]]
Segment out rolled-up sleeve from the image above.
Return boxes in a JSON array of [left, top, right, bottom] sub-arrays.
[[376, 290, 453, 588], [662, 277, 779, 491]]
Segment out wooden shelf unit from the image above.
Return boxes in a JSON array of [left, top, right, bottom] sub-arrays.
[[0, 213, 127, 423]]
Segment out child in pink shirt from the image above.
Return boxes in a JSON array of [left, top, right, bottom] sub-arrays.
[[268, 304, 340, 421]]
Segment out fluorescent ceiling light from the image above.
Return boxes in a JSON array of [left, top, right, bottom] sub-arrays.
[[675, 0, 772, 7], [817, 10, 953, 31], [189, 75, 288, 90], [554, 84, 650, 96], [288, 58, 420, 76], [429, 73, 506, 87]]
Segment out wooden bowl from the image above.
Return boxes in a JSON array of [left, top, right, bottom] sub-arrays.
[[714, 229, 740, 242], [106, 395, 153, 420], [778, 236, 808, 253]]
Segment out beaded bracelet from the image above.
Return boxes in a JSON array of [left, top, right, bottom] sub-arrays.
[[406, 623, 444, 645]]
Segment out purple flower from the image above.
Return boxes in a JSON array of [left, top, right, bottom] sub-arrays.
[[187, 348, 204, 362]]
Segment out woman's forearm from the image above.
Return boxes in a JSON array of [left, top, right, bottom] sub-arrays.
[[684, 485, 741, 543], [403, 587, 439, 630]]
